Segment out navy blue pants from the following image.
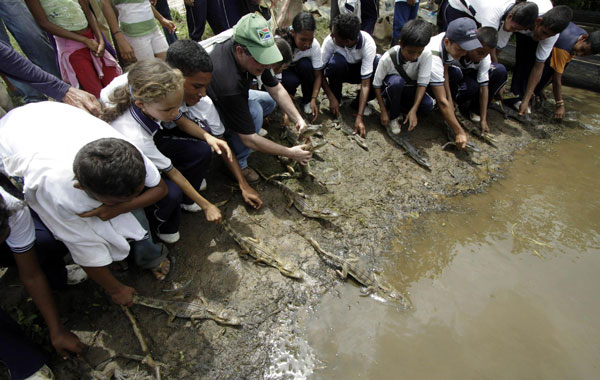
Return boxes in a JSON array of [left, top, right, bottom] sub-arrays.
[[534, 57, 565, 96], [155, 0, 177, 45], [360, 0, 379, 35], [324, 53, 379, 103], [185, 0, 239, 41], [0, 212, 67, 290], [392, 1, 419, 45], [282, 57, 315, 105], [511, 33, 538, 99], [0, 307, 46, 380], [382, 75, 434, 120], [153, 129, 212, 234], [448, 62, 508, 113]]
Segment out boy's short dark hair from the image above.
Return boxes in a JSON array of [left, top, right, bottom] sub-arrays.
[[332, 14, 361, 41], [477, 27, 498, 49], [511, 2, 539, 30], [400, 19, 432, 47], [73, 138, 146, 198], [589, 31, 600, 55], [274, 36, 293, 66], [166, 39, 213, 77], [540, 5, 572, 34]]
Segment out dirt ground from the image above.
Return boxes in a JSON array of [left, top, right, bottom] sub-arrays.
[[0, 86, 575, 379]]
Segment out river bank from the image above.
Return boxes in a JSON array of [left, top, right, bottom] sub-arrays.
[[2, 84, 597, 379]]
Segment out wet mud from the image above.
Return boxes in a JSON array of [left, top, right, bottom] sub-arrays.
[[1, 86, 592, 379]]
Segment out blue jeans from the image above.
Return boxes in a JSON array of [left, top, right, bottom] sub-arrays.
[[0, 0, 60, 103], [392, 1, 419, 46], [227, 90, 276, 169]]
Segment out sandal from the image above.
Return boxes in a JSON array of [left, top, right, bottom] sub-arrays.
[[151, 255, 172, 281]]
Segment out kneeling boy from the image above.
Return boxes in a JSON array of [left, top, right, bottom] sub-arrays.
[[0, 102, 169, 306], [534, 22, 600, 120], [373, 19, 434, 134], [426, 17, 482, 149], [448, 27, 508, 133]]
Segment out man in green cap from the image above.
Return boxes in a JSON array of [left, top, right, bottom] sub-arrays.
[[206, 13, 311, 183]]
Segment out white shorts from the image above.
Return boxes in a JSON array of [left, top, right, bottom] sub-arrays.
[[125, 27, 169, 61]]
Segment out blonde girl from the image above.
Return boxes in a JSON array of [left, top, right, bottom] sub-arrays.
[[102, 59, 220, 245]]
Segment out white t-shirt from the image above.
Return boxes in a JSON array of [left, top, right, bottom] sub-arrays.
[[0, 187, 34, 254], [292, 38, 324, 70], [448, 0, 514, 50], [110, 110, 174, 172], [516, 0, 558, 62], [321, 31, 377, 79], [179, 97, 225, 137], [426, 32, 456, 86], [373, 45, 432, 88], [0, 102, 161, 267], [454, 54, 492, 85]]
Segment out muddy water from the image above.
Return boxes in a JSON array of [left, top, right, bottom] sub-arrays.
[[301, 101, 600, 378]]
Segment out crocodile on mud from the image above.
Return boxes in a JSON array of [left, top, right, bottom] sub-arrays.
[[133, 294, 242, 326], [295, 231, 410, 308], [328, 115, 369, 151], [280, 124, 327, 179], [256, 169, 339, 221], [384, 124, 431, 171], [443, 121, 482, 153], [454, 112, 498, 147], [489, 101, 534, 126], [221, 220, 304, 280]]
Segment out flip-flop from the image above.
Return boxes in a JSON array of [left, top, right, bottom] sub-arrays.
[[151, 255, 172, 281]]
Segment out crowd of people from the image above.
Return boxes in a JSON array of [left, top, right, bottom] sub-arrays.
[[0, 0, 599, 378]]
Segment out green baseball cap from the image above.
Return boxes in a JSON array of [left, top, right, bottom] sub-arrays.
[[233, 13, 283, 65]]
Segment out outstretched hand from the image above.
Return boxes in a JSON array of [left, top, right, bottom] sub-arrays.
[[50, 327, 86, 359], [204, 204, 222, 223], [207, 135, 233, 161], [62, 87, 101, 116], [78, 204, 124, 221]]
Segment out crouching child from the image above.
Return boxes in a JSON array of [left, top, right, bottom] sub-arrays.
[[373, 19, 434, 135]]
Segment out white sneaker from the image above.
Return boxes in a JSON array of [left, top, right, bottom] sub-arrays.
[[362, 104, 373, 117], [24, 365, 54, 380], [199, 178, 207, 191], [389, 117, 402, 135], [470, 113, 481, 123], [513, 100, 531, 114], [66, 264, 88, 285], [181, 202, 202, 212], [157, 231, 180, 244], [303, 102, 313, 114], [258, 128, 268, 137]]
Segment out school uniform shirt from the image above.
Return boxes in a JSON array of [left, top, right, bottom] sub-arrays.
[[0, 187, 34, 254], [372, 45, 432, 88], [321, 30, 377, 79], [206, 37, 279, 135], [516, 0, 559, 62], [110, 104, 175, 172], [426, 32, 456, 86], [550, 22, 586, 74], [453, 54, 491, 86], [178, 97, 226, 137], [292, 38, 324, 70], [0, 102, 161, 267], [447, 0, 515, 50]]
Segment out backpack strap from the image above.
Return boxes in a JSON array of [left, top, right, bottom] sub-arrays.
[[387, 47, 417, 85]]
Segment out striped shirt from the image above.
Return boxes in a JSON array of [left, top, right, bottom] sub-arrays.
[[112, 0, 157, 38]]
